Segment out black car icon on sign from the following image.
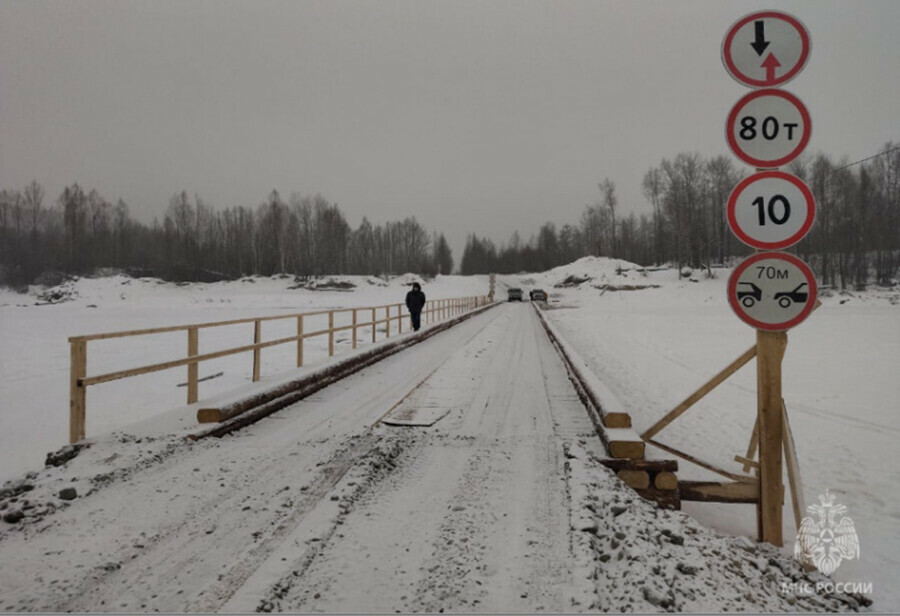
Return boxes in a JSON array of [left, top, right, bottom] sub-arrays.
[[774, 283, 808, 308], [737, 282, 762, 307]]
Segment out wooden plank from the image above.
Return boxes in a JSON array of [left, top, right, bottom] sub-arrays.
[[187, 327, 199, 404], [69, 339, 87, 443], [371, 308, 377, 343], [605, 412, 632, 429], [757, 330, 787, 546], [742, 416, 760, 474], [782, 400, 805, 533], [646, 438, 755, 483], [608, 440, 645, 460], [734, 455, 759, 469], [617, 470, 650, 490], [641, 344, 757, 441], [352, 309, 357, 350], [654, 471, 678, 491], [680, 480, 760, 503]]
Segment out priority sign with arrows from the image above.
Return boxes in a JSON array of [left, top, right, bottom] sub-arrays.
[[722, 10, 811, 88], [728, 252, 818, 332]]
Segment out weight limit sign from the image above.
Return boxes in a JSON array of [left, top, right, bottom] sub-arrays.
[[726, 89, 811, 169], [728, 252, 818, 331]]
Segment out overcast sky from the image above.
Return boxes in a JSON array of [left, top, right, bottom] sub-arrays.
[[2, 0, 898, 264]]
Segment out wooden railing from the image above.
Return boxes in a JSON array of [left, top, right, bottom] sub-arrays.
[[69, 295, 491, 443]]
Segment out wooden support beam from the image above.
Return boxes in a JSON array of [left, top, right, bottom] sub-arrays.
[[634, 486, 681, 510], [734, 455, 759, 470], [741, 416, 760, 474], [680, 480, 760, 503], [653, 471, 678, 491], [604, 412, 632, 429], [641, 345, 757, 441], [328, 311, 335, 356], [69, 339, 87, 443], [646, 438, 755, 483], [757, 330, 787, 546], [782, 400, 805, 533], [617, 470, 650, 490], [252, 320, 262, 382]]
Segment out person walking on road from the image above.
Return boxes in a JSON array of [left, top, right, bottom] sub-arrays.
[[405, 282, 426, 332]]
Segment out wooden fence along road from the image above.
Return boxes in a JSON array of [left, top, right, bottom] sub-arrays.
[[69, 296, 490, 443]]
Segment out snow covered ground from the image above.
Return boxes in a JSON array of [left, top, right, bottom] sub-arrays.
[[0, 261, 896, 611], [505, 256, 900, 611], [0, 273, 488, 480]]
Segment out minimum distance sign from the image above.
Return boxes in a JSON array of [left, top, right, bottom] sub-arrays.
[[727, 171, 815, 250], [726, 89, 810, 169], [722, 10, 811, 89], [728, 252, 817, 331]]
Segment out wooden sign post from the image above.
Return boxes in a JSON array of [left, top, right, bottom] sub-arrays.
[[722, 10, 814, 546]]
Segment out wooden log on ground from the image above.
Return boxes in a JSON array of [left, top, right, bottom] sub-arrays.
[[616, 470, 650, 490], [653, 471, 678, 491], [679, 480, 760, 503]]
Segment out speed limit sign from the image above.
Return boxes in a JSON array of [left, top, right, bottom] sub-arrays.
[[726, 89, 811, 168], [727, 171, 815, 250]]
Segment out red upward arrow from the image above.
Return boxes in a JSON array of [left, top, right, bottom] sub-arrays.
[[762, 53, 782, 82]]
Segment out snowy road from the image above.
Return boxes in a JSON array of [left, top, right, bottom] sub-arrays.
[[0, 303, 600, 612]]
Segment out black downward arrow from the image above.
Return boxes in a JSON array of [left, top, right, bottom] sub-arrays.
[[751, 20, 770, 56]]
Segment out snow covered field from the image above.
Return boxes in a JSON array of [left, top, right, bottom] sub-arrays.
[[506, 257, 900, 611], [0, 273, 488, 480], [1, 260, 897, 610]]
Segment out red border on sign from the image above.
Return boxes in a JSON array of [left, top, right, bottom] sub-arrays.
[[726, 89, 811, 169], [722, 10, 811, 88], [726, 171, 816, 250], [727, 252, 818, 331]]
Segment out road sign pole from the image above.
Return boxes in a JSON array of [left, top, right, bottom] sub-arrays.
[[756, 329, 787, 546]]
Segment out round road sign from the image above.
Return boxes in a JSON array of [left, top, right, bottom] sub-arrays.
[[728, 252, 817, 331], [727, 171, 815, 250], [726, 89, 811, 169], [722, 10, 811, 89]]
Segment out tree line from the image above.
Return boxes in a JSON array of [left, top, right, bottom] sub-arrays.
[[0, 186, 453, 285], [460, 143, 900, 289]]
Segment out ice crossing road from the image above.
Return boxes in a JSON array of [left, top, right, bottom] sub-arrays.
[[0, 303, 600, 613]]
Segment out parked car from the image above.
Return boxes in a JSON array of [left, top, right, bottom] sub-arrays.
[[507, 288, 524, 301], [529, 289, 548, 301]]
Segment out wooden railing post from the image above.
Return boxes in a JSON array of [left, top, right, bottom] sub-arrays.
[[187, 326, 199, 404], [297, 315, 304, 367], [398, 304, 403, 333], [69, 339, 87, 443], [385, 306, 390, 338], [371, 307, 377, 343], [253, 320, 262, 381], [352, 309, 358, 349], [328, 311, 335, 356]]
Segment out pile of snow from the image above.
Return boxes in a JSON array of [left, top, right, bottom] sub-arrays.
[[566, 442, 870, 612]]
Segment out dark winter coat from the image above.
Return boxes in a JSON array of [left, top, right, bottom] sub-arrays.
[[405, 289, 426, 314]]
